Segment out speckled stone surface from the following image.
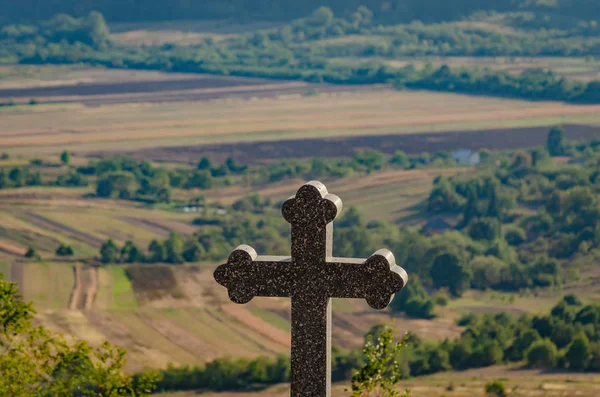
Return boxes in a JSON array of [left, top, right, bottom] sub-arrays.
[[214, 181, 408, 397]]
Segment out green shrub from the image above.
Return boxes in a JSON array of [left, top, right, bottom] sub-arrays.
[[485, 380, 507, 397]]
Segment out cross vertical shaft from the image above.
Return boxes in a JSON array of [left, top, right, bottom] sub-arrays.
[[285, 183, 336, 397], [291, 294, 331, 397]]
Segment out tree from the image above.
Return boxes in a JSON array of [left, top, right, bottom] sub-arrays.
[[165, 232, 185, 264], [148, 240, 166, 263], [505, 329, 540, 361], [56, 244, 74, 256], [427, 178, 463, 214], [461, 185, 481, 226], [96, 172, 139, 199], [309, 6, 334, 26], [120, 240, 144, 263], [225, 157, 247, 174], [504, 225, 526, 246], [186, 171, 213, 189], [197, 157, 212, 171], [183, 239, 205, 262], [390, 150, 410, 168], [350, 325, 409, 397], [468, 218, 501, 241], [390, 276, 436, 319], [526, 339, 558, 368], [24, 246, 39, 260], [566, 333, 591, 370], [547, 126, 566, 156], [0, 273, 156, 395], [100, 239, 118, 264], [430, 251, 471, 297], [60, 150, 71, 165], [85, 11, 111, 49]]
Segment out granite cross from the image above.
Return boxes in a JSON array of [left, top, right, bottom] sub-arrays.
[[214, 181, 408, 397]]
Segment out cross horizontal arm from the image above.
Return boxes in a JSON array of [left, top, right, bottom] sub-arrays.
[[214, 254, 294, 303], [324, 250, 407, 309]]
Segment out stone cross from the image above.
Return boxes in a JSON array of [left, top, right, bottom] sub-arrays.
[[214, 181, 408, 397]]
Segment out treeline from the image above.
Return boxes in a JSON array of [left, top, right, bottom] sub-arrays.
[[261, 8, 600, 57], [3, 0, 599, 24], [142, 349, 360, 393], [0, 149, 429, 204], [402, 295, 600, 376], [138, 294, 600, 393], [3, 10, 600, 104]]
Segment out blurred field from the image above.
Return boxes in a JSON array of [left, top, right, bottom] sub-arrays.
[[2, 68, 600, 156]]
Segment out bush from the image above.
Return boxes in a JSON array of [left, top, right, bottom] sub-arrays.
[[404, 298, 436, 319], [526, 339, 558, 368], [485, 380, 507, 397], [24, 246, 39, 260], [563, 294, 583, 306], [56, 244, 74, 256]]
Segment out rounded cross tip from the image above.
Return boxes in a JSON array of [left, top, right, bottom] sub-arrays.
[[213, 245, 257, 286], [281, 180, 342, 226], [228, 244, 258, 262], [364, 249, 408, 310]]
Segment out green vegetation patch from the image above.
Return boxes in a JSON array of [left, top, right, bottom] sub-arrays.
[[0, 261, 11, 280], [21, 261, 74, 309], [111, 266, 138, 310]]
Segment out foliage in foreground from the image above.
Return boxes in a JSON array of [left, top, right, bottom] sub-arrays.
[[0, 272, 156, 396], [350, 325, 410, 397]]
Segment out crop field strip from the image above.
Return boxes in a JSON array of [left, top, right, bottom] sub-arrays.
[[3, 88, 600, 155]]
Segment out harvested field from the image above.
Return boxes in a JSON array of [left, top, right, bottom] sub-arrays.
[[136, 123, 600, 165], [0, 237, 27, 256], [204, 168, 463, 222], [0, 71, 378, 106], [3, 86, 600, 156], [18, 211, 105, 247], [222, 303, 291, 348]]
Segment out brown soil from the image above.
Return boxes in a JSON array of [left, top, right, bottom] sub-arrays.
[[0, 73, 381, 106], [0, 238, 27, 256], [69, 264, 98, 310], [129, 123, 600, 165], [136, 312, 220, 361], [84, 310, 176, 371], [68, 264, 83, 310], [221, 303, 291, 348], [126, 265, 186, 304]]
